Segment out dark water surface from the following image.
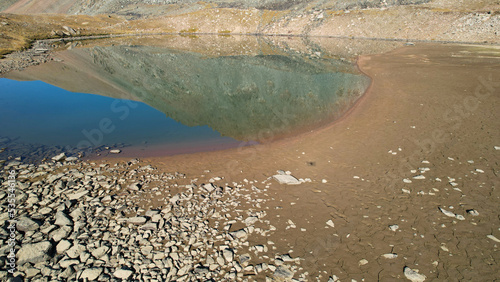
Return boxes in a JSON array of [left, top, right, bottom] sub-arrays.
[[0, 36, 371, 161]]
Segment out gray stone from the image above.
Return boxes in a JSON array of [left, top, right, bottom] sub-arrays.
[[140, 222, 158, 231], [66, 243, 86, 259], [113, 268, 133, 279], [80, 267, 103, 280], [274, 265, 294, 279], [59, 259, 79, 268], [49, 226, 72, 242], [55, 211, 73, 226], [17, 216, 40, 232], [223, 248, 234, 263], [128, 217, 146, 225], [244, 216, 258, 225], [91, 246, 110, 259], [17, 241, 52, 265], [66, 190, 89, 201], [230, 229, 247, 239], [404, 266, 426, 282], [56, 240, 72, 254], [25, 268, 41, 278]]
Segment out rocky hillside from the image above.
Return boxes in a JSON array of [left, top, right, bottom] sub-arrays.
[[2, 0, 432, 17]]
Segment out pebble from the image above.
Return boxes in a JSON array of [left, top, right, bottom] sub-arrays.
[[381, 253, 398, 259], [389, 225, 399, 231], [439, 207, 456, 218], [487, 235, 500, 243], [110, 149, 122, 154], [326, 219, 335, 228]]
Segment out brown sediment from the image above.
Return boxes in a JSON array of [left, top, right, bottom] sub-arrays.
[[101, 43, 499, 280]]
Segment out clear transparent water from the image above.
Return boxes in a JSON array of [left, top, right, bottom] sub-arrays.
[[0, 36, 370, 160]]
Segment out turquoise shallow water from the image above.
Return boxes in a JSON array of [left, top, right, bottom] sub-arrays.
[[0, 78, 239, 154]]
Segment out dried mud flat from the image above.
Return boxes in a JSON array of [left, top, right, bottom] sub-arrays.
[[1, 43, 499, 281]]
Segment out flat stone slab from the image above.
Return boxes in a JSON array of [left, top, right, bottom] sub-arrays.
[[273, 174, 301, 185]]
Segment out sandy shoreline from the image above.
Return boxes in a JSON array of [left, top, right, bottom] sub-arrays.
[[2, 43, 499, 281]]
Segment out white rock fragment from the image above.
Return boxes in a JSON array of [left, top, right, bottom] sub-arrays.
[[359, 259, 368, 266], [403, 179, 412, 183], [110, 149, 121, 154], [329, 275, 340, 282], [494, 146, 500, 150], [322, 179, 327, 183], [413, 175, 425, 180], [439, 207, 456, 218], [381, 253, 398, 259], [114, 269, 133, 279], [273, 174, 301, 185], [389, 225, 399, 231], [223, 248, 234, 262], [402, 188, 411, 194], [475, 169, 484, 173], [80, 268, 103, 280], [455, 214, 465, 221], [326, 220, 335, 228], [404, 266, 426, 282], [244, 216, 258, 225], [487, 235, 500, 243]]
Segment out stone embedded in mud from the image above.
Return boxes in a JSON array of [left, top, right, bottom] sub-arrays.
[[273, 174, 301, 185], [487, 235, 500, 243], [438, 207, 456, 218], [404, 266, 426, 282], [467, 209, 479, 216], [389, 225, 399, 231], [274, 265, 294, 279], [381, 253, 398, 259]]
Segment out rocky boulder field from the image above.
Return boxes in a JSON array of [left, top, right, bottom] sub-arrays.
[[0, 154, 313, 281]]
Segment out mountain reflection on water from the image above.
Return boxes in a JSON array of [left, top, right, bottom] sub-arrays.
[[3, 36, 371, 159]]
